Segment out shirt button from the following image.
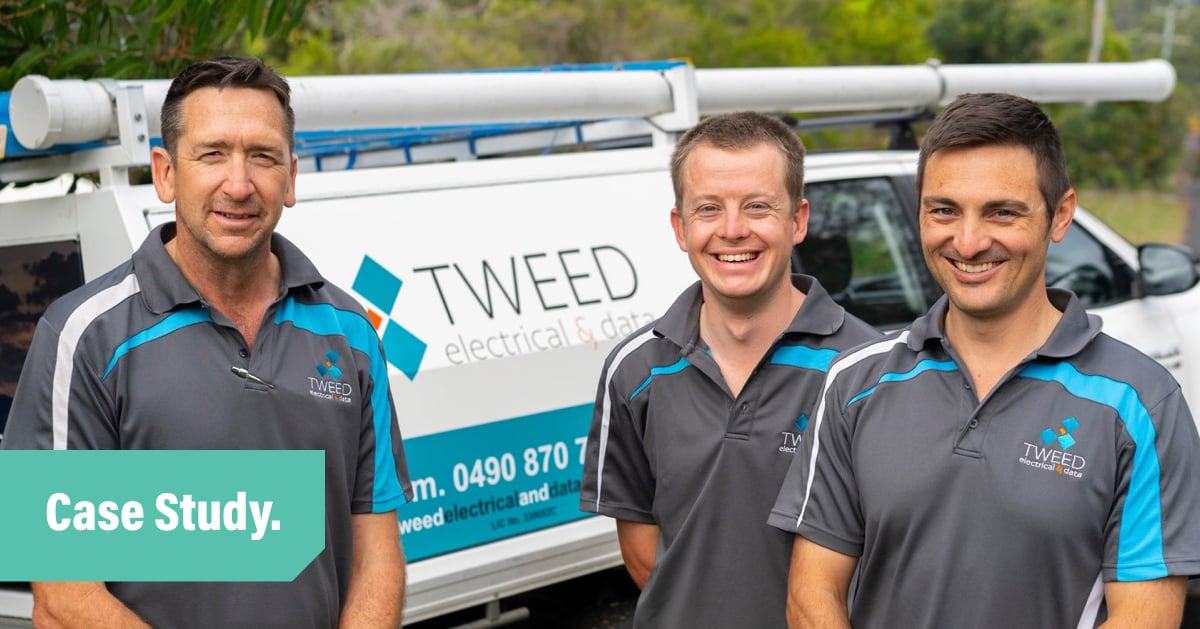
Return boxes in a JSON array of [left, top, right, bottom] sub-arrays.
[[964, 382, 972, 390], [740, 403, 749, 413], [238, 349, 249, 358], [968, 418, 979, 429]]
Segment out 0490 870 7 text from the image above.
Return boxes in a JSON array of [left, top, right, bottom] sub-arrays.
[[445, 438, 587, 495]]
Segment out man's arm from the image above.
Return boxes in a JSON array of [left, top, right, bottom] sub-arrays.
[[338, 512, 406, 629], [30, 582, 151, 629], [1098, 577, 1186, 629], [786, 536, 857, 629], [615, 519, 658, 588]]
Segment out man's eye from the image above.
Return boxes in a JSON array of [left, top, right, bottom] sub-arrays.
[[695, 205, 720, 216]]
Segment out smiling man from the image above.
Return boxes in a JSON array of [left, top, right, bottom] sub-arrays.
[[579, 111, 878, 628], [2, 57, 412, 628], [769, 93, 1200, 628]]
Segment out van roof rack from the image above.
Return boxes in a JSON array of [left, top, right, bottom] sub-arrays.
[[785, 111, 937, 150], [0, 59, 1176, 185]]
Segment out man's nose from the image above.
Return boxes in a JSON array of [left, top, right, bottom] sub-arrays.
[[221, 156, 255, 200]]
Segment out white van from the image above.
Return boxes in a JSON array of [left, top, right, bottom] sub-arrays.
[[1, 59, 1196, 625]]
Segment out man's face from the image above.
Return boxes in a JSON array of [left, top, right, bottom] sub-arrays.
[[151, 86, 297, 268], [670, 141, 807, 311], [919, 144, 1074, 323]]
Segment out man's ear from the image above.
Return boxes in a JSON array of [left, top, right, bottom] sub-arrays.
[[284, 153, 299, 208], [792, 198, 810, 245], [1049, 188, 1076, 244], [150, 147, 176, 204], [670, 208, 687, 252]]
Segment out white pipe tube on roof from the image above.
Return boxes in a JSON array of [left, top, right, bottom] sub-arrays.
[[7, 59, 1179, 151], [935, 59, 1176, 104], [695, 65, 944, 114]]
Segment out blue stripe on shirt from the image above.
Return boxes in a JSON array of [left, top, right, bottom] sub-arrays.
[[1019, 361, 1165, 580], [629, 357, 691, 401], [846, 359, 957, 407], [103, 307, 213, 379], [769, 345, 839, 372], [276, 298, 407, 512]]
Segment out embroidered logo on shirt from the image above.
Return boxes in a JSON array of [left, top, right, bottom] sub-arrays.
[[1017, 417, 1086, 479], [308, 349, 353, 404], [778, 415, 808, 454]]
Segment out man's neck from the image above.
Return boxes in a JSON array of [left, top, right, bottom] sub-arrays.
[[699, 283, 805, 398], [166, 238, 282, 348], [943, 296, 1062, 399]]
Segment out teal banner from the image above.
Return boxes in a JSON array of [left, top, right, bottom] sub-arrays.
[[399, 404, 593, 561], [0, 450, 325, 581]]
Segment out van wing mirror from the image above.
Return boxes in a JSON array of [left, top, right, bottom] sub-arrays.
[[1137, 243, 1200, 296]]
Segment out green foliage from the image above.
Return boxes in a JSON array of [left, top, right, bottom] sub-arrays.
[[926, 0, 1046, 62], [1054, 99, 1187, 190], [0, 0, 312, 89]]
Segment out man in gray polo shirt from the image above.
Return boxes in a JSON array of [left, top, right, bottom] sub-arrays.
[[2, 57, 412, 628], [770, 93, 1200, 628], [579, 111, 878, 627]]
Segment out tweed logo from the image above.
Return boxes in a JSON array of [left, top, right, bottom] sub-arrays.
[[1017, 417, 1086, 479], [316, 349, 342, 380], [308, 349, 353, 404], [352, 256, 428, 380], [778, 415, 808, 454], [1042, 417, 1080, 450]]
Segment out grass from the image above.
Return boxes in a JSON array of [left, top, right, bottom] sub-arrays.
[[1077, 187, 1189, 245]]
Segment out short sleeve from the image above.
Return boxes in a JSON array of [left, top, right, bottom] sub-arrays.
[[579, 355, 656, 523], [1104, 387, 1200, 581], [351, 337, 412, 514], [769, 373, 864, 557]]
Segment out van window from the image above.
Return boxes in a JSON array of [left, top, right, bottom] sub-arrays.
[[796, 177, 934, 328], [1046, 223, 1135, 307], [0, 240, 84, 441]]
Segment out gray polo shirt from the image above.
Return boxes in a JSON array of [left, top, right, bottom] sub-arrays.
[[2, 223, 412, 629], [769, 289, 1200, 628], [580, 275, 879, 628]]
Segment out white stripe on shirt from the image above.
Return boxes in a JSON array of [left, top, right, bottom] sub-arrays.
[[52, 274, 141, 450], [593, 329, 657, 511], [798, 331, 909, 526]]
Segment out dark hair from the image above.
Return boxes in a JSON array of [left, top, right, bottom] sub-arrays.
[[159, 56, 295, 156], [917, 92, 1071, 219], [670, 111, 806, 214]]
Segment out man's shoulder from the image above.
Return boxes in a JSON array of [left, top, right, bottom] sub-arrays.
[[824, 329, 924, 388], [40, 258, 139, 331], [1062, 332, 1184, 403], [303, 278, 370, 318]]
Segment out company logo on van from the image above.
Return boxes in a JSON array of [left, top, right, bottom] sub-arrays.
[[352, 256, 428, 380]]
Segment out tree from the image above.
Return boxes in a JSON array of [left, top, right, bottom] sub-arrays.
[[0, 0, 313, 89], [926, 0, 1046, 63]]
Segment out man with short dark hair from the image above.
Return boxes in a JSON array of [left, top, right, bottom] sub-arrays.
[[580, 111, 878, 627], [770, 93, 1200, 628], [2, 56, 412, 628]]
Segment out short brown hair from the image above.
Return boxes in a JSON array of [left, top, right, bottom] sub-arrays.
[[670, 112, 806, 214], [917, 93, 1071, 219], [160, 56, 295, 156]]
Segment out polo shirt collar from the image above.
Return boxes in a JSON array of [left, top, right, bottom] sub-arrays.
[[133, 222, 326, 315], [654, 274, 848, 350], [906, 288, 1103, 358]]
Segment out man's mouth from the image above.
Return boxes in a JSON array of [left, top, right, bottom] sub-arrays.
[[215, 211, 255, 220], [952, 260, 998, 273], [717, 253, 757, 262]]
